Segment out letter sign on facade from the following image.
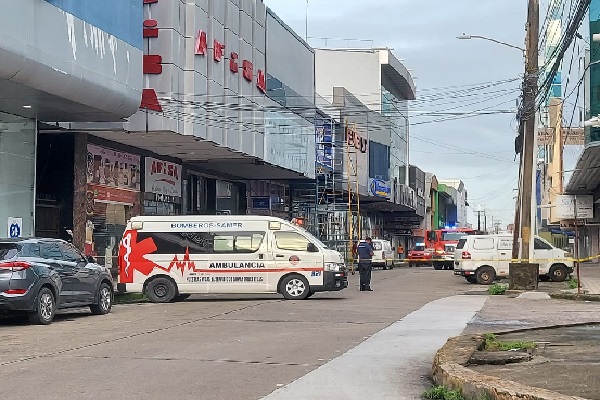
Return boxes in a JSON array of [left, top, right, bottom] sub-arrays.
[[230, 52, 239, 73], [345, 126, 367, 153], [143, 19, 159, 38], [213, 40, 225, 62], [195, 30, 208, 55], [242, 60, 253, 82], [257, 69, 266, 93], [143, 55, 163, 74]]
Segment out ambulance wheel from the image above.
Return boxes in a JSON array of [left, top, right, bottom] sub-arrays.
[[476, 266, 496, 285], [280, 275, 310, 300], [146, 277, 177, 303]]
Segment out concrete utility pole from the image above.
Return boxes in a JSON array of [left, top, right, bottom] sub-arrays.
[[510, 0, 539, 289]]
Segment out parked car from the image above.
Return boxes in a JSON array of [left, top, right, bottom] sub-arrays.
[[454, 234, 573, 285], [0, 238, 113, 324], [359, 239, 394, 269], [407, 243, 432, 267]]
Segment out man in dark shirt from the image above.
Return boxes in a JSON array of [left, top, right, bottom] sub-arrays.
[[356, 237, 374, 291]]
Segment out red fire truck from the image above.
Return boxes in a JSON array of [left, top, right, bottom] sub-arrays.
[[425, 228, 477, 270]]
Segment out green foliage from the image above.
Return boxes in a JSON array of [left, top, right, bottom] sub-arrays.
[[568, 276, 578, 290], [483, 333, 536, 351], [422, 386, 465, 400], [487, 284, 506, 295]]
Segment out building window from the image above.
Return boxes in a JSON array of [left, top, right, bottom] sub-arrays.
[[369, 141, 390, 180]]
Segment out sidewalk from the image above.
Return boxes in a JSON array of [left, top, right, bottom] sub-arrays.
[[578, 262, 600, 294]]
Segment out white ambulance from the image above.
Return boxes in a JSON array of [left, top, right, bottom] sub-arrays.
[[117, 216, 348, 301]]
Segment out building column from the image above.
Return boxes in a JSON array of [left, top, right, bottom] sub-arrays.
[[73, 133, 88, 251]]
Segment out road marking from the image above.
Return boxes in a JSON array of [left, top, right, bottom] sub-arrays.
[[261, 295, 488, 400]]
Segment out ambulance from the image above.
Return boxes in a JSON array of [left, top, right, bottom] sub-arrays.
[[117, 216, 348, 302]]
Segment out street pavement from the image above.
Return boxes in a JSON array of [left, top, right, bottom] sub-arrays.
[[0, 267, 475, 400]]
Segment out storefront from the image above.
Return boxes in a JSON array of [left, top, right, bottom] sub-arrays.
[[85, 144, 142, 268]]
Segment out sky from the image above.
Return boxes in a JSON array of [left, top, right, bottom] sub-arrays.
[[263, 0, 586, 229]]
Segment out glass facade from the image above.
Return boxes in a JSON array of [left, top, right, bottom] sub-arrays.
[[381, 87, 409, 185], [0, 112, 36, 237]]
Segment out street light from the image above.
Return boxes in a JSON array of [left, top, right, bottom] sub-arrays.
[[457, 34, 526, 55]]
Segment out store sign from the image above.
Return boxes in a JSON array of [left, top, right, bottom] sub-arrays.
[[88, 184, 139, 205], [141, 0, 266, 112], [345, 125, 367, 153], [145, 157, 182, 197], [87, 145, 141, 190], [315, 120, 334, 172], [369, 179, 391, 198], [555, 195, 594, 219]]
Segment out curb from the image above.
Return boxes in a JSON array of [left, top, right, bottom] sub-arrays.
[[114, 293, 148, 304], [549, 292, 600, 302], [432, 330, 590, 400]]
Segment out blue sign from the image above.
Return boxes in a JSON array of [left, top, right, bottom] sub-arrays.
[[252, 197, 271, 210], [7, 217, 22, 238], [369, 179, 391, 198], [315, 120, 334, 172]]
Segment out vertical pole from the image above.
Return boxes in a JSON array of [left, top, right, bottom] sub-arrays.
[[575, 196, 581, 294], [519, 0, 539, 262], [305, 0, 308, 41]]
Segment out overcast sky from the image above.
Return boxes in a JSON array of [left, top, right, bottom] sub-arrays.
[[264, 0, 585, 228]]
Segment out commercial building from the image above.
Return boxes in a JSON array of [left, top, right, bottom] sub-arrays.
[[0, 0, 143, 241], [314, 47, 423, 252]]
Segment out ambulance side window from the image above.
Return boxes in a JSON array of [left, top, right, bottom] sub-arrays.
[[213, 232, 265, 253], [274, 232, 310, 251]]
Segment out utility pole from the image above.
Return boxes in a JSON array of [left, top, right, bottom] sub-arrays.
[[511, 0, 539, 289], [476, 209, 482, 231]]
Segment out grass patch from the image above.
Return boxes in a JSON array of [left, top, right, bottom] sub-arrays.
[[483, 333, 536, 352], [422, 386, 465, 400], [568, 276, 578, 290], [487, 283, 506, 295], [114, 292, 148, 304]]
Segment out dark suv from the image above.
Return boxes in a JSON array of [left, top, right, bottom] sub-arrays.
[[0, 238, 113, 325]]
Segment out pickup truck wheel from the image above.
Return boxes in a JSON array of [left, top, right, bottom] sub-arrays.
[[433, 263, 443, 270], [466, 276, 477, 284], [476, 266, 496, 285], [549, 264, 569, 282]]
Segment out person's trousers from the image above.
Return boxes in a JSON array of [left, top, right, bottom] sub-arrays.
[[358, 261, 372, 290]]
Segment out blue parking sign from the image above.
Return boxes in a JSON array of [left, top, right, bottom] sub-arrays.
[[7, 217, 22, 238]]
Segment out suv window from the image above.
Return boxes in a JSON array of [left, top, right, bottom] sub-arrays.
[[59, 243, 84, 262], [473, 238, 495, 250], [534, 238, 553, 250], [371, 242, 383, 250], [22, 243, 41, 257], [456, 239, 467, 250], [0, 243, 20, 260], [39, 243, 63, 260], [275, 232, 310, 251]]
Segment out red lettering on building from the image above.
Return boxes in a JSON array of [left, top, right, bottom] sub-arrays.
[[151, 160, 179, 179], [195, 30, 207, 55], [213, 40, 225, 62], [143, 19, 159, 38], [229, 52, 239, 73], [242, 60, 253, 82], [345, 126, 367, 153], [141, 89, 162, 112], [257, 69, 266, 93], [143, 55, 163, 74]]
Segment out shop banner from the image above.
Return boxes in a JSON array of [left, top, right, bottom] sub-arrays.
[[315, 120, 334, 172], [369, 179, 391, 199], [145, 157, 182, 197], [87, 144, 141, 191], [88, 184, 139, 206]]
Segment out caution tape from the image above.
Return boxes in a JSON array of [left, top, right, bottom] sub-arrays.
[[404, 255, 600, 263]]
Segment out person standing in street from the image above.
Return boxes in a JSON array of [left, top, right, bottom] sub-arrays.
[[356, 237, 374, 291]]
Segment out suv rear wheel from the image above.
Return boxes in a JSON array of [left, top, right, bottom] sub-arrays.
[[29, 287, 55, 325], [476, 266, 496, 285]]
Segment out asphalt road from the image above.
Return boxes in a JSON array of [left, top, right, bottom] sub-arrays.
[[0, 267, 471, 400]]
